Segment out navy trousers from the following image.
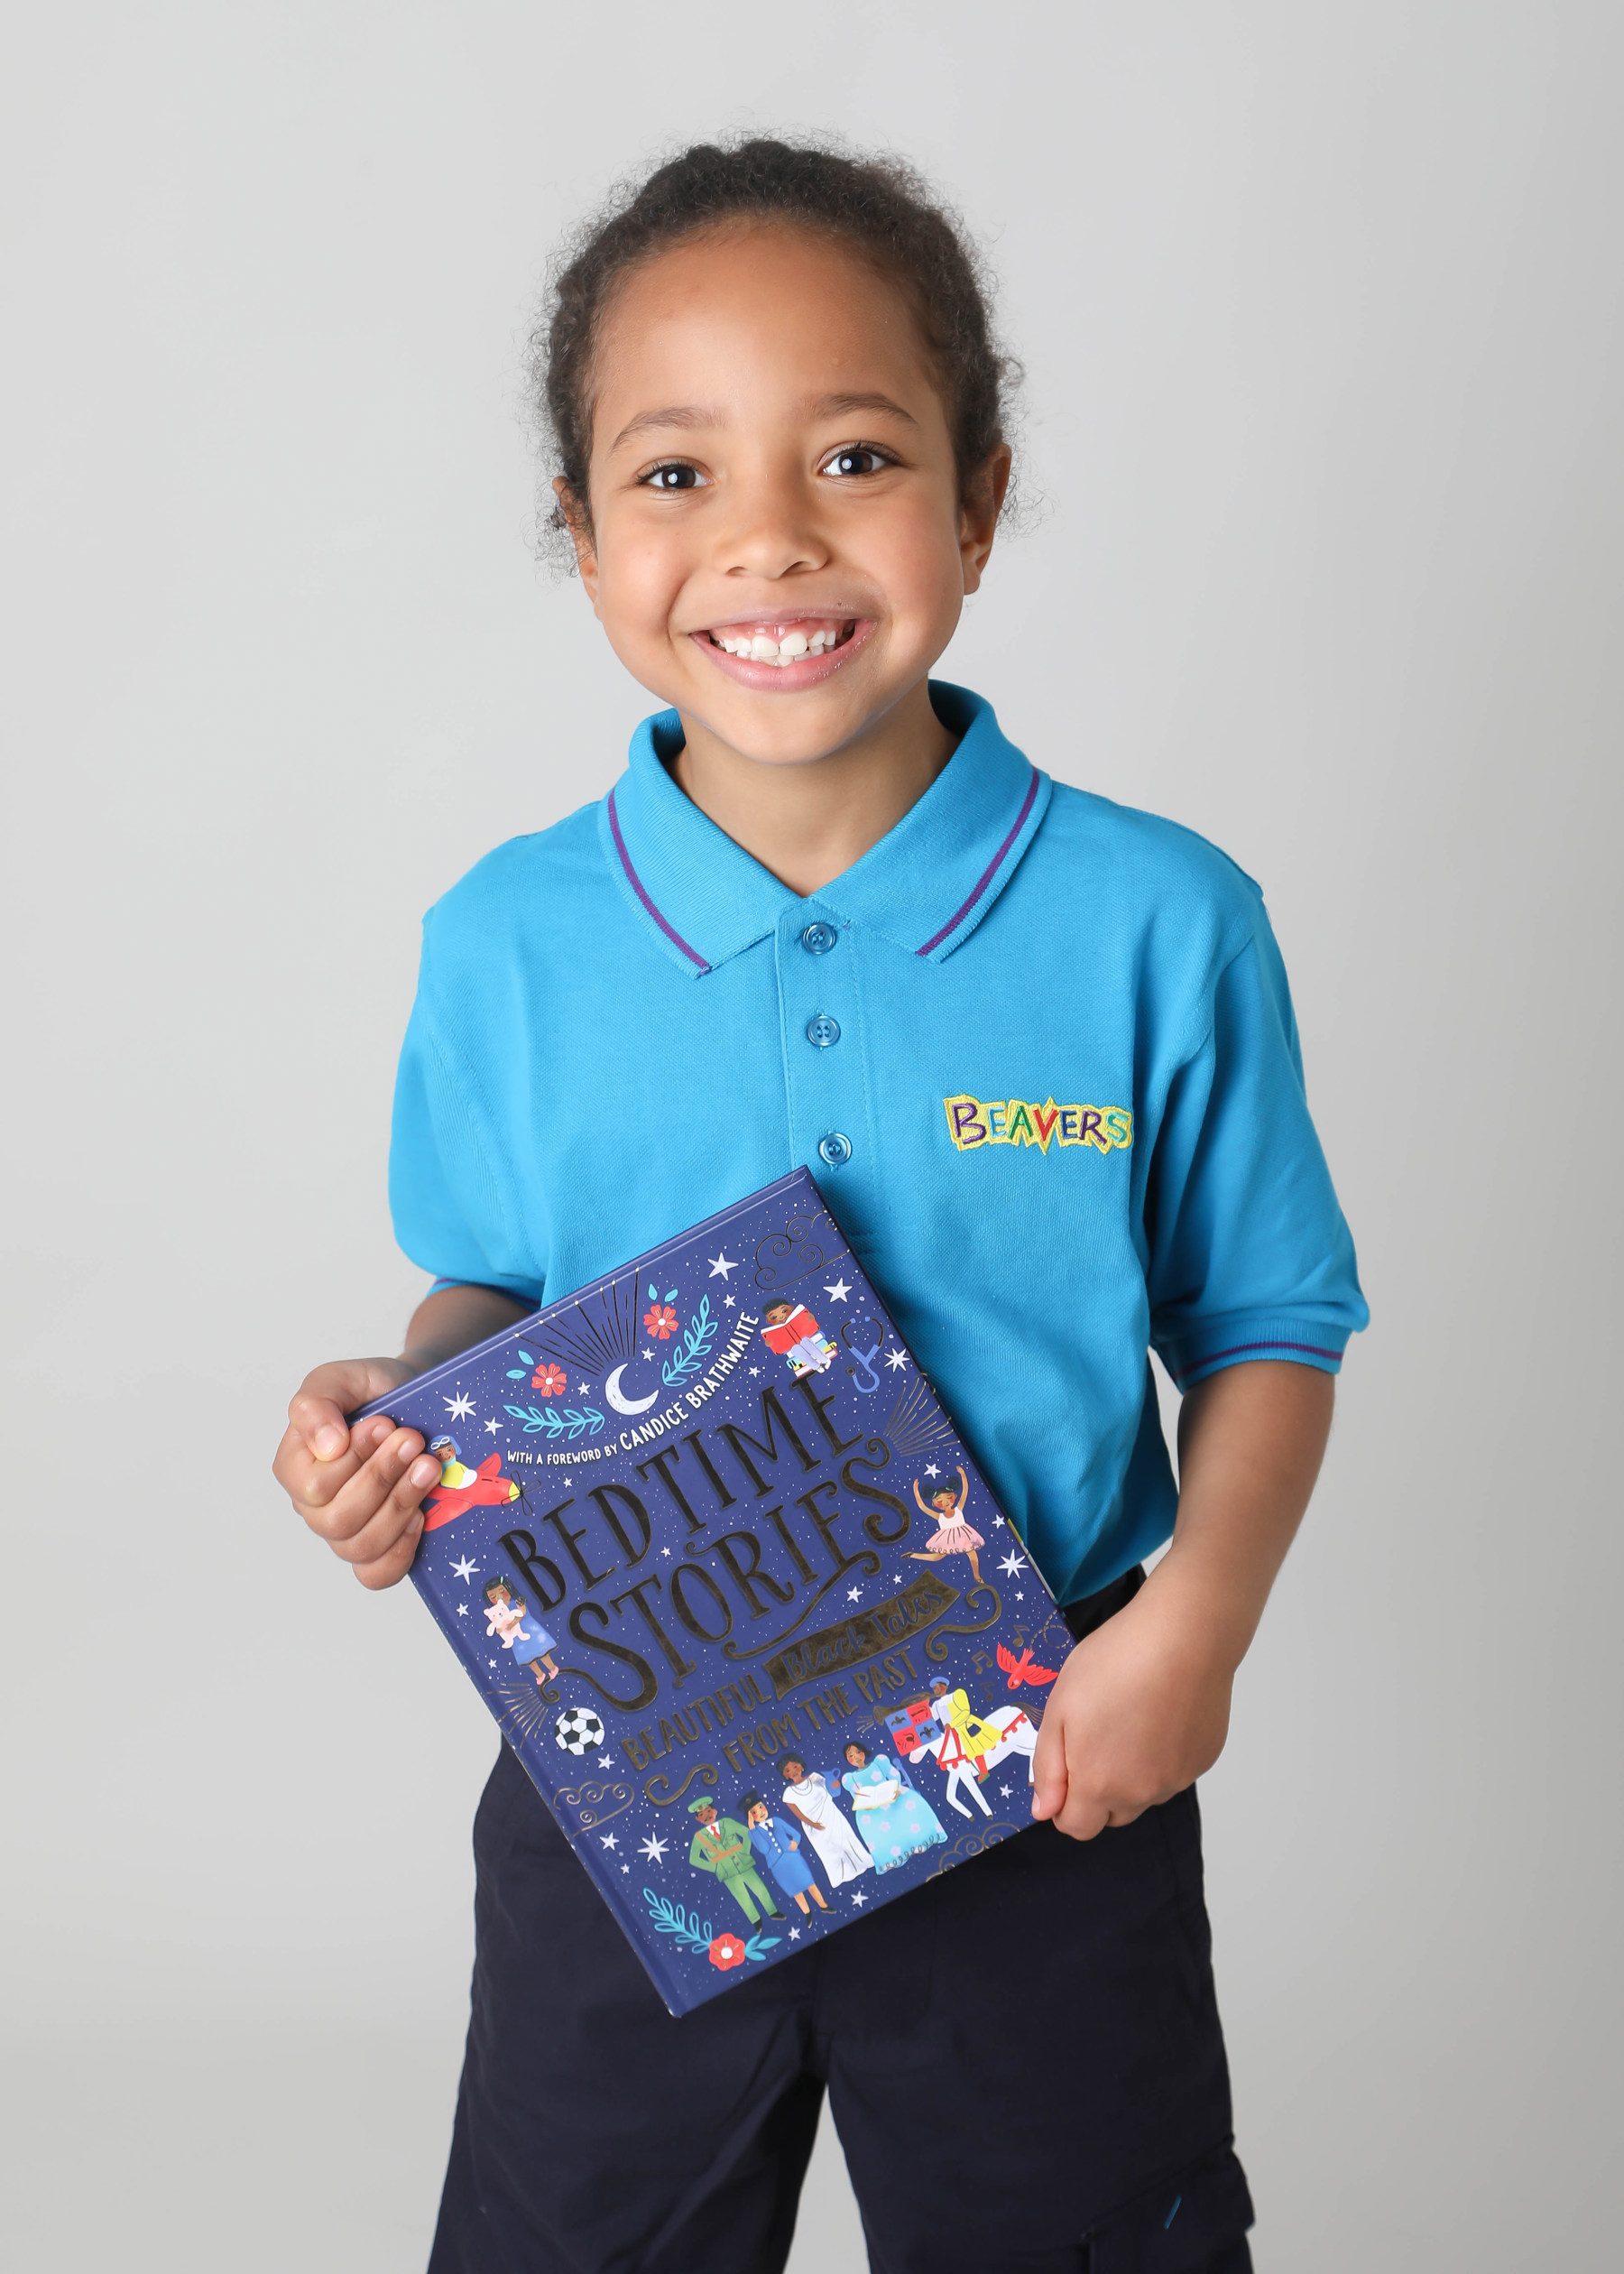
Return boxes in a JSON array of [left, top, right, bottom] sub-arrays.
[[428, 1571, 1253, 2273]]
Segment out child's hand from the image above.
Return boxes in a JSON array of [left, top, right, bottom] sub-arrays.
[[272, 1357, 437, 1590], [1029, 1586, 1235, 1841]]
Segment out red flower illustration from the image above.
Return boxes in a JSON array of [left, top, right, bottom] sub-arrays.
[[531, 1363, 567, 1397], [708, 1933, 748, 1972], [643, 1303, 679, 1340]]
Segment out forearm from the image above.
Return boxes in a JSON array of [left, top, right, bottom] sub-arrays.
[[402, 1283, 530, 1374], [1144, 1359, 1336, 1672]]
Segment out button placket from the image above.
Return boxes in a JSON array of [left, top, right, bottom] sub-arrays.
[[777, 909, 868, 1184]]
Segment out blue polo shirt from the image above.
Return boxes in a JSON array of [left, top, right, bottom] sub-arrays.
[[390, 683, 1366, 1605]]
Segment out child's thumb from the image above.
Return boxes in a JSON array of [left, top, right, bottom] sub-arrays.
[[1029, 1721, 1067, 1823]]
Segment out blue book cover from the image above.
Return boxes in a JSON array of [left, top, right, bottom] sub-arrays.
[[358, 1168, 1074, 2017]]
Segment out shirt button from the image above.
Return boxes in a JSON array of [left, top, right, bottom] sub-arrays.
[[801, 921, 838, 955], [806, 1012, 841, 1049], [817, 1131, 853, 1167]]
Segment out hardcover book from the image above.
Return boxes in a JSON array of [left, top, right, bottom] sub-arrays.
[[359, 1168, 1074, 2016]]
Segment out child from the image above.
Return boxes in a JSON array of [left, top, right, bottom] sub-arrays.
[[272, 136, 1365, 2272], [482, 1578, 559, 1691], [759, 1295, 838, 1376], [908, 1461, 984, 1582]]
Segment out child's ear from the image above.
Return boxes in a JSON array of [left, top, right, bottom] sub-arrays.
[[553, 477, 600, 602], [959, 446, 1012, 595]]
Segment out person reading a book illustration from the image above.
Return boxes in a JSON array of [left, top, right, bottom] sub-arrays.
[[759, 1298, 837, 1378], [273, 135, 1364, 2272]]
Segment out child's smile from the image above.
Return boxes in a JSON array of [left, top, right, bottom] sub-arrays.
[[563, 222, 1005, 788]]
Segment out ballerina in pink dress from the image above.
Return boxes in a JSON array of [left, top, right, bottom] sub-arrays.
[[906, 1465, 984, 1585]]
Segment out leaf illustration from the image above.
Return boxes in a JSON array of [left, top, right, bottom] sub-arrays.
[[505, 1369, 527, 1380], [664, 1288, 677, 1303], [518, 1349, 535, 1365], [660, 1296, 719, 1386]]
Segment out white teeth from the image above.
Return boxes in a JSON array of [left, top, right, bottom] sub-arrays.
[[711, 624, 848, 664]]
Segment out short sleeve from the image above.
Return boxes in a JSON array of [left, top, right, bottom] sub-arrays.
[[1145, 911, 1368, 1389], [387, 931, 545, 1308]]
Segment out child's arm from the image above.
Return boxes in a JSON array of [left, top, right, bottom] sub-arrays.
[[1030, 1360, 1334, 1842], [272, 1283, 529, 1591]]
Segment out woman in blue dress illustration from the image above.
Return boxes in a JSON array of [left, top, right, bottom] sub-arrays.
[[840, 1738, 947, 1872]]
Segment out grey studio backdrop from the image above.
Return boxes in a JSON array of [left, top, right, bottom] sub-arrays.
[[3, 6, 1619, 2269]]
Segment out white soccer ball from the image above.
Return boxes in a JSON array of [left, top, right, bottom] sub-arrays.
[[554, 1706, 604, 1755]]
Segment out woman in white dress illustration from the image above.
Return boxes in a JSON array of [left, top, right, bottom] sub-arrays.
[[779, 1755, 874, 1887], [907, 1465, 984, 1585]]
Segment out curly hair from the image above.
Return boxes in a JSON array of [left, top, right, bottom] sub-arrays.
[[527, 134, 1019, 561]]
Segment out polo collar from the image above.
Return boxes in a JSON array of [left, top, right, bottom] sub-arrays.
[[598, 681, 1051, 976]]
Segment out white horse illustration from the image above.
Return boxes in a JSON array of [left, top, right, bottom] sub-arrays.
[[906, 1705, 1038, 1818]]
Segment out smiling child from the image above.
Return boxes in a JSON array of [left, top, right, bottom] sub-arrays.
[[272, 136, 1365, 2273]]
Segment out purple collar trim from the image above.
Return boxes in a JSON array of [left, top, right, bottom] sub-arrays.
[[915, 766, 1041, 957], [607, 788, 710, 973]]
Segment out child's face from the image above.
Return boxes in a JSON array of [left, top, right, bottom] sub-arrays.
[[567, 223, 1007, 771], [764, 1303, 791, 1324]]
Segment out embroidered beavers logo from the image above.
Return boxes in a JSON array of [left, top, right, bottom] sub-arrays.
[[943, 1095, 1132, 1154]]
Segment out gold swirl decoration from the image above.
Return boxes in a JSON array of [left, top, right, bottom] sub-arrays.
[[554, 1779, 635, 1830], [923, 1821, 1026, 1878], [923, 1580, 1002, 1657], [645, 1761, 720, 1808]]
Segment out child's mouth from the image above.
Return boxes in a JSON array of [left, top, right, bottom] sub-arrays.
[[691, 615, 870, 687]]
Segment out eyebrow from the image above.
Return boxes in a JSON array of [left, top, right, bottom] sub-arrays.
[[608, 389, 920, 455]]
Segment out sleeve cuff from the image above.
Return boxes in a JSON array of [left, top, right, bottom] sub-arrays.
[[1156, 1314, 1353, 1391], [425, 1274, 543, 1308]]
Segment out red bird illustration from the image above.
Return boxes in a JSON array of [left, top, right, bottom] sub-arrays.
[[996, 1642, 1058, 1691], [423, 1452, 521, 1533]]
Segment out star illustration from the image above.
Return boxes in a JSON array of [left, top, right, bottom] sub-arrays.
[[599, 1756, 616, 1770], [749, 1365, 760, 1377], [1016, 1592, 1025, 1602], [642, 1347, 655, 1361], [600, 1833, 619, 1850], [639, 1835, 668, 1863], [997, 1550, 1028, 1577], [444, 1391, 475, 1420], [845, 1585, 863, 1603], [661, 1545, 672, 1556], [851, 1890, 866, 1908], [823, 1277, 852, 1303], [999, 1785, 1011, 1798], [724, 1295, 735, 1308], [450, 1555, 479, 1583], [487, 1659, 496, 1668], [457, 1604, 469, 1617], [992, 1516, 1006, 1530], [484, 1419, 502, 1435], [708, 1252, 737, 1279], [884, 1348, 909, 1371], [621, 1863, 630, 1874], [789, 1927, 801, 1942], [577, 1382, 592, 1395], [924, 1463, 940, 1479]]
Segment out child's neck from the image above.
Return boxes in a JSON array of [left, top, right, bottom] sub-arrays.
[[669, 677, 956, 898]]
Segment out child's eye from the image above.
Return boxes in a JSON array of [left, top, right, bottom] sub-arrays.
[[640, 462, 707, 491], [820, 444, 894, 479]]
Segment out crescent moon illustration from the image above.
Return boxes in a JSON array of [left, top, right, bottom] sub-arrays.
[[604, 1364, 659, 1416]]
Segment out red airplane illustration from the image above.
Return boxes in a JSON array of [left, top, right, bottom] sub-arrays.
[[996, 1642, 1058, 1691], [423, 1453, 521, 1532]]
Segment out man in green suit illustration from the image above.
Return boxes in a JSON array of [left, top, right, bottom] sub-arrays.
[[687, 1796, 784, 1927]]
